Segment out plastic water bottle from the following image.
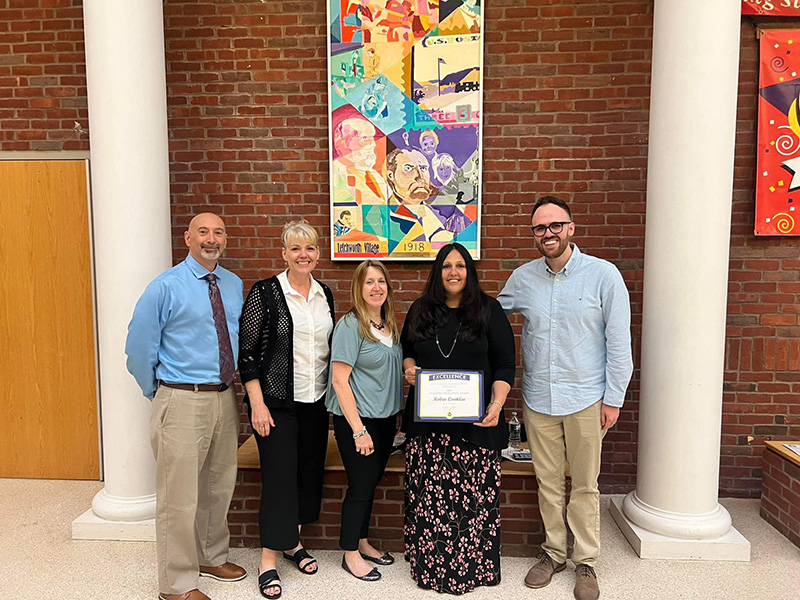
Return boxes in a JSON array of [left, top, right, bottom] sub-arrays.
[[508, 412, 522, 450]]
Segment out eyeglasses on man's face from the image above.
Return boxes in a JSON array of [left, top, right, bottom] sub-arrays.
[[530, 221, 572, 237]]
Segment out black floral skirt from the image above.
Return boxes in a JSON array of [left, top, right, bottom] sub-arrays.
[[404, 433, 502, 595]]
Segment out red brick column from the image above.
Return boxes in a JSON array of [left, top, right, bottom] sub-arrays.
[[760, 444, 800, 549]]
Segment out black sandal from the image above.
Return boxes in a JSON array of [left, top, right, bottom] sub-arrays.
[[258, 569, 282, 599], [282, 548, 317, 575]]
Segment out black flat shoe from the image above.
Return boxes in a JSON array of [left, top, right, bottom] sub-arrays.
[[360, 551, 394, 565], [341, 554, 381, 581]]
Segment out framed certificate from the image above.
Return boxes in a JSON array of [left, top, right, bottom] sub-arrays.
[[414, 370, 484, 423]]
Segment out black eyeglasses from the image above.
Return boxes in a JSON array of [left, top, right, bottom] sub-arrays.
[[531, 221, 571, 237]]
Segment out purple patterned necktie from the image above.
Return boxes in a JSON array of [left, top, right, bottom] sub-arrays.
[[203, 273, 236, 386]]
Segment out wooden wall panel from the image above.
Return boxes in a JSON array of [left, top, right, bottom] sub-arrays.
[[0, 160, 100, 479]]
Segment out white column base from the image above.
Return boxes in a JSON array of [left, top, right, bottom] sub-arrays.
[[622, 490, 732, 539], [71, 488, 157, 541], [92, 487, 156, 522], [72, 508, 155, 541], [610, 496, 750, 561]]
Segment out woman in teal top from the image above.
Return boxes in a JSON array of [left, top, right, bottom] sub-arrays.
[[327, 259, 403, 583]]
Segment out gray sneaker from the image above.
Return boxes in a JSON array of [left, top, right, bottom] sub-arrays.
[[524, 550, 566, 588], [574, 563, 600, 600]]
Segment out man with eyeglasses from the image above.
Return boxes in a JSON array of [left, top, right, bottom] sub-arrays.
[[499, 196, 633, 600]]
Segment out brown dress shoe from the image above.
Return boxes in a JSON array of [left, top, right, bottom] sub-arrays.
[[158, 590, 210, 600], [573, 564, 600, 600], [524, 550, 566, 588], [199, 562, 247, 582]]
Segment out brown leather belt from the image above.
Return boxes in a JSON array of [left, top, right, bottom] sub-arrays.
[[159, 381, 230, 393]]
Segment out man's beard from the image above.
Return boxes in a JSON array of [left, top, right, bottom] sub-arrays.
[[536, 236, 569, 258]]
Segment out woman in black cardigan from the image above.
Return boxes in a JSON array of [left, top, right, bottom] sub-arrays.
[[238, 221, 335, 599], [401, 242, 515, 595]]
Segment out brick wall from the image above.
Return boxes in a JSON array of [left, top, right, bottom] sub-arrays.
[[759, 445, 800, 548], [2, 1, 800, 498], [231, 470, 408, 552], [230, 467, 546, 556], [0, 0, 88, 151], [727, 17, 800, 497]]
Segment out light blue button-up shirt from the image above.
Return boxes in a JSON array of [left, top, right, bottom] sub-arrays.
[[125, 253, 244, 399], [498, 244, 633, 416]]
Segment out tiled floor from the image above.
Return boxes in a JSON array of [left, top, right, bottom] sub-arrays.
[[1, 479, 798, 600]]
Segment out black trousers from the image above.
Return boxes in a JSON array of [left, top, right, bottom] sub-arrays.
[[333, 414, 397, 551], [252, 396, 329, 551]]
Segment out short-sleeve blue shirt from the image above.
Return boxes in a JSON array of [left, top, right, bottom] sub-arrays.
[[326, 313, 403, 418]]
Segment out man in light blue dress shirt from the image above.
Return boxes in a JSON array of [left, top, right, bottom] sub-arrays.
[[126, 213, 246, 600], [499, 196, 633, 600]]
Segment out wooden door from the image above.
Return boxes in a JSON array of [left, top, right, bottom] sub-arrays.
[[0, 160, 100, 479]]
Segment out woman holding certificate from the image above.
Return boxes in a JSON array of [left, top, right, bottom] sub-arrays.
[[328, 260, 404, 582], [400, 242, 515, 595]]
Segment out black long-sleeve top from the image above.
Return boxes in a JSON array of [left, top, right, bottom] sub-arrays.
[[400, 296, 516, 451], [238, 276, 335, 408]]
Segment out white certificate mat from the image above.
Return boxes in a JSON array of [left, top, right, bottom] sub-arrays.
[[785, 443, 800, 458], [414, 370, 484, 423]]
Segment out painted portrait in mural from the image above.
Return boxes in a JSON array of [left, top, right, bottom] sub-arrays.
[[328, 0, 483, 260]]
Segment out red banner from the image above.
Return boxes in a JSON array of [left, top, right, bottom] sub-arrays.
[[743, 1, 800, 16], [755, 30, 800, 235]]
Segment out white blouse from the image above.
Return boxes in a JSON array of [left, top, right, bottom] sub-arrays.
[[277, 270, 333, 403]]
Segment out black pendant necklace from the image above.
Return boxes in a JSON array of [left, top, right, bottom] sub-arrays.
[[370, 318, 386, 331]]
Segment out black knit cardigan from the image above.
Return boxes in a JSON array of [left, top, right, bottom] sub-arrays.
[[238, 275, 336, 408]]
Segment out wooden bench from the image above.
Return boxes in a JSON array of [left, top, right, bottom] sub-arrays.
[[760, 440, 800, 549], [237, 431, 541, 476]]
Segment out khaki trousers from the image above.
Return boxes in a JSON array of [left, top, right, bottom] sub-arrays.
[[150, 385, 239, 595], [522, 400, 604, 566]]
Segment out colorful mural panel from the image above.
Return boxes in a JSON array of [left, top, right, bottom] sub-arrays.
[[742, 1, 800, 17], [756, 30, 800, 235], [328, 0, 483, 260]]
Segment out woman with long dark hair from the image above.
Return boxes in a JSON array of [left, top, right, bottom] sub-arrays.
[[401, 243, 516, 595]]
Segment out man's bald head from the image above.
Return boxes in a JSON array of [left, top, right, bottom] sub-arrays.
[[188, 212, 225, 232], [185, 212, 227, 271]]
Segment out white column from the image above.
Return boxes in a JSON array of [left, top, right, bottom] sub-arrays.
[[72, 0, 171, 540], [609, 0, 750, 560]]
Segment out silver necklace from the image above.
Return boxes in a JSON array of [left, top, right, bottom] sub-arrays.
[[435, 323, 461, 359]]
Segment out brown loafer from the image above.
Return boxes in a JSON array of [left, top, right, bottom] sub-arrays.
[[199, 561, 247, 582], [524, 550, 566, 588], [158, 590, 210, 600]]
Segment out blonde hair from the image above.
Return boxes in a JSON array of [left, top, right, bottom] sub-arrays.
[[282, 220, 319, 248], [349, 260, 399, 343], [420, 130, 439, 145]]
